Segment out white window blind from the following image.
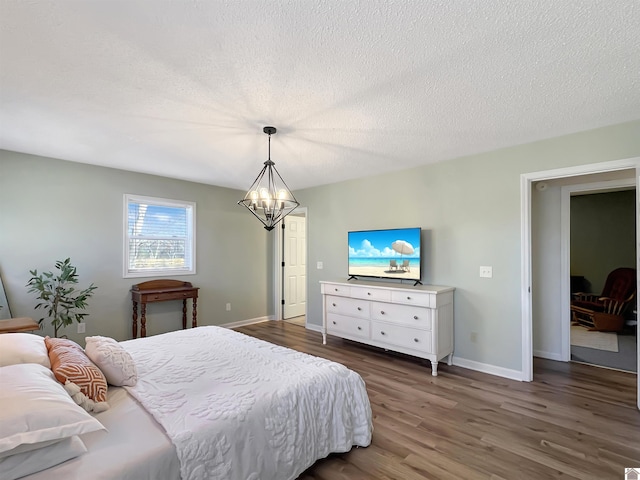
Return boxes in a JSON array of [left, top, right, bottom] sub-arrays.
[[124, 194, 196, 277]]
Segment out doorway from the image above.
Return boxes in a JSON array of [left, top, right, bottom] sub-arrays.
[[521, 157, 640, 410], [280, 210, 307, 325], [567, 186, 637, 372]]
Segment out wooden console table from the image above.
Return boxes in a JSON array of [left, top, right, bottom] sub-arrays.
[[130, 279, 199, 339], [0, 317, 40, 334]]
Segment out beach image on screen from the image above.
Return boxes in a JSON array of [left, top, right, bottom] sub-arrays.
[[348, 228, 421, 280]]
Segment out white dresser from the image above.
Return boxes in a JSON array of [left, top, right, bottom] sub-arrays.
[[320, 280, 454, 376]]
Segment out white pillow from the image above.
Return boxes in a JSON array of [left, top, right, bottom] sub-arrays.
[[0, 363, 105, 455], [0, 333, 50, 368], [85, 336, 138, 387], [0, 435, 87, 480]]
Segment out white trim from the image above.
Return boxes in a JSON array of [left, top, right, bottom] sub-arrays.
[[520, 174, 533, 380], [452, 356, 524, 381], [123, 193, 196, 278], [273, 222, 283, 321], [520, 157, 639, 394], [560, 178, 636, 362], [220, 315, 273, 329]]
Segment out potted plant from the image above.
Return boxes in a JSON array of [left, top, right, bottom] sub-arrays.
[[26, 258, 97, 337]]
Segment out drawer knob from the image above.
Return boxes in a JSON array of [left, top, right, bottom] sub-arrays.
[[332, 321, 336, 325], [407, 296, 411, 300], [332, 303, 336, 307], [357, 307, 362, 311], [367, 292, 371, 295], [381, 331, 386, 335], [414, 338, 419, 343], [334, 288, 338, 291], [357, 326, 362, 330], [380, 310, 385, 315], [413, 315, 418, 320]]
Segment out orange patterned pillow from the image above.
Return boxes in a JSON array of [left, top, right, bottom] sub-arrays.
[[44, 337, 108, 412]]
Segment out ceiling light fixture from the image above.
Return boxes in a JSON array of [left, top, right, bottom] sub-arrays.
[[238, 126, 299, 231]]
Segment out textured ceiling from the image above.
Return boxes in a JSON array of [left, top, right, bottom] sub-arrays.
[[1, 1, 639, 191]]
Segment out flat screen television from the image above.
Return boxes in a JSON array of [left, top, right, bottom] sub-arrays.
[[348, 227, 421, 282]]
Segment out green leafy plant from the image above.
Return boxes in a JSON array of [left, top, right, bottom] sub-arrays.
[[26, 258, 97, 337]]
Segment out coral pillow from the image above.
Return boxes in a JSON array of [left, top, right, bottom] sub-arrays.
[[85, 336, 137, 387], [44, 337, 109, 412]]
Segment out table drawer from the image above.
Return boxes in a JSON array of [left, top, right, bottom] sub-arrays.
[[390, 290, 432, 307], [371, 321, 432, 352], [370, 302, 431, 329], [141, 290, 197, 302], [327, 313, 370, 340], [325, 296, 369, 319]]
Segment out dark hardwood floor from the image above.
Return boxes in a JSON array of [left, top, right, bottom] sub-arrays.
[[235, 321, 640, 480]]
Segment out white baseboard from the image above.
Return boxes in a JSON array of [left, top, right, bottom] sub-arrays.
[[452, 356, 524, 381], [221, 316, 273, 329], [533, 349, 563, 362]]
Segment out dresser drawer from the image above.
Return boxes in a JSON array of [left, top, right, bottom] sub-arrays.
[[321, 283, 351, 297], [351, 286, 391, 302], [327, 313, 370, 340], [325, 295, 369, 319], [370, 302, 431, 329], [371, 321, 432, 352], [391, 290, 433, 308]]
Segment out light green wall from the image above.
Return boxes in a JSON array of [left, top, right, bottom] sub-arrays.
[[571, 190, 636, 293], [0, 151, 273, 342], [1, 120, 639, 373], [297, 120, 640, 372]]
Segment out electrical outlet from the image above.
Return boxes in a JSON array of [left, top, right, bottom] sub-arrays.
[[317, 261, 323, 270], [479, 266, 493, 278], [77, 323, 86, 334], [226, 303, 231, 311]]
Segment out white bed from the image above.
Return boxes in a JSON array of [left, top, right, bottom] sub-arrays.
[[5, 326, 372, 480], [24, 386, 181, 480]]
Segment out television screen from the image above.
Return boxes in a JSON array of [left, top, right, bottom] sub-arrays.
[[348, 227, 421, 281]]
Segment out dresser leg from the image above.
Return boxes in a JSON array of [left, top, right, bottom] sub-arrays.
[[447, 353, 453, 366], [322, 332, 327, 345], [431, 361, 438, 376]]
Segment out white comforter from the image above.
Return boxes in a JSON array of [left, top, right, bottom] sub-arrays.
[[121, 326, 372, 480]]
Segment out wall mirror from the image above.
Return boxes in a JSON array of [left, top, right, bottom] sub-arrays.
[[0, 272, 12, 319]]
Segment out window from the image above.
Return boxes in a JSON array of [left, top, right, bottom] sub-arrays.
[[124, 194, 196, 278]]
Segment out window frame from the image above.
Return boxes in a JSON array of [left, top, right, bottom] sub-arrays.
[[123, 194, 196, 278]]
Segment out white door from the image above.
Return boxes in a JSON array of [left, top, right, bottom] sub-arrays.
[[283, 214, 307, 319]]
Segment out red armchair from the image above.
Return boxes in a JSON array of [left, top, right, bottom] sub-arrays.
[[570, 267, 636, 332]]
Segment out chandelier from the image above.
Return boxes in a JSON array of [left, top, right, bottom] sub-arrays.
[[238, 126, 299, 231]]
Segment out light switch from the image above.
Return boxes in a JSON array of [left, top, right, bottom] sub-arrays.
[[317, 261, 323, 270]]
